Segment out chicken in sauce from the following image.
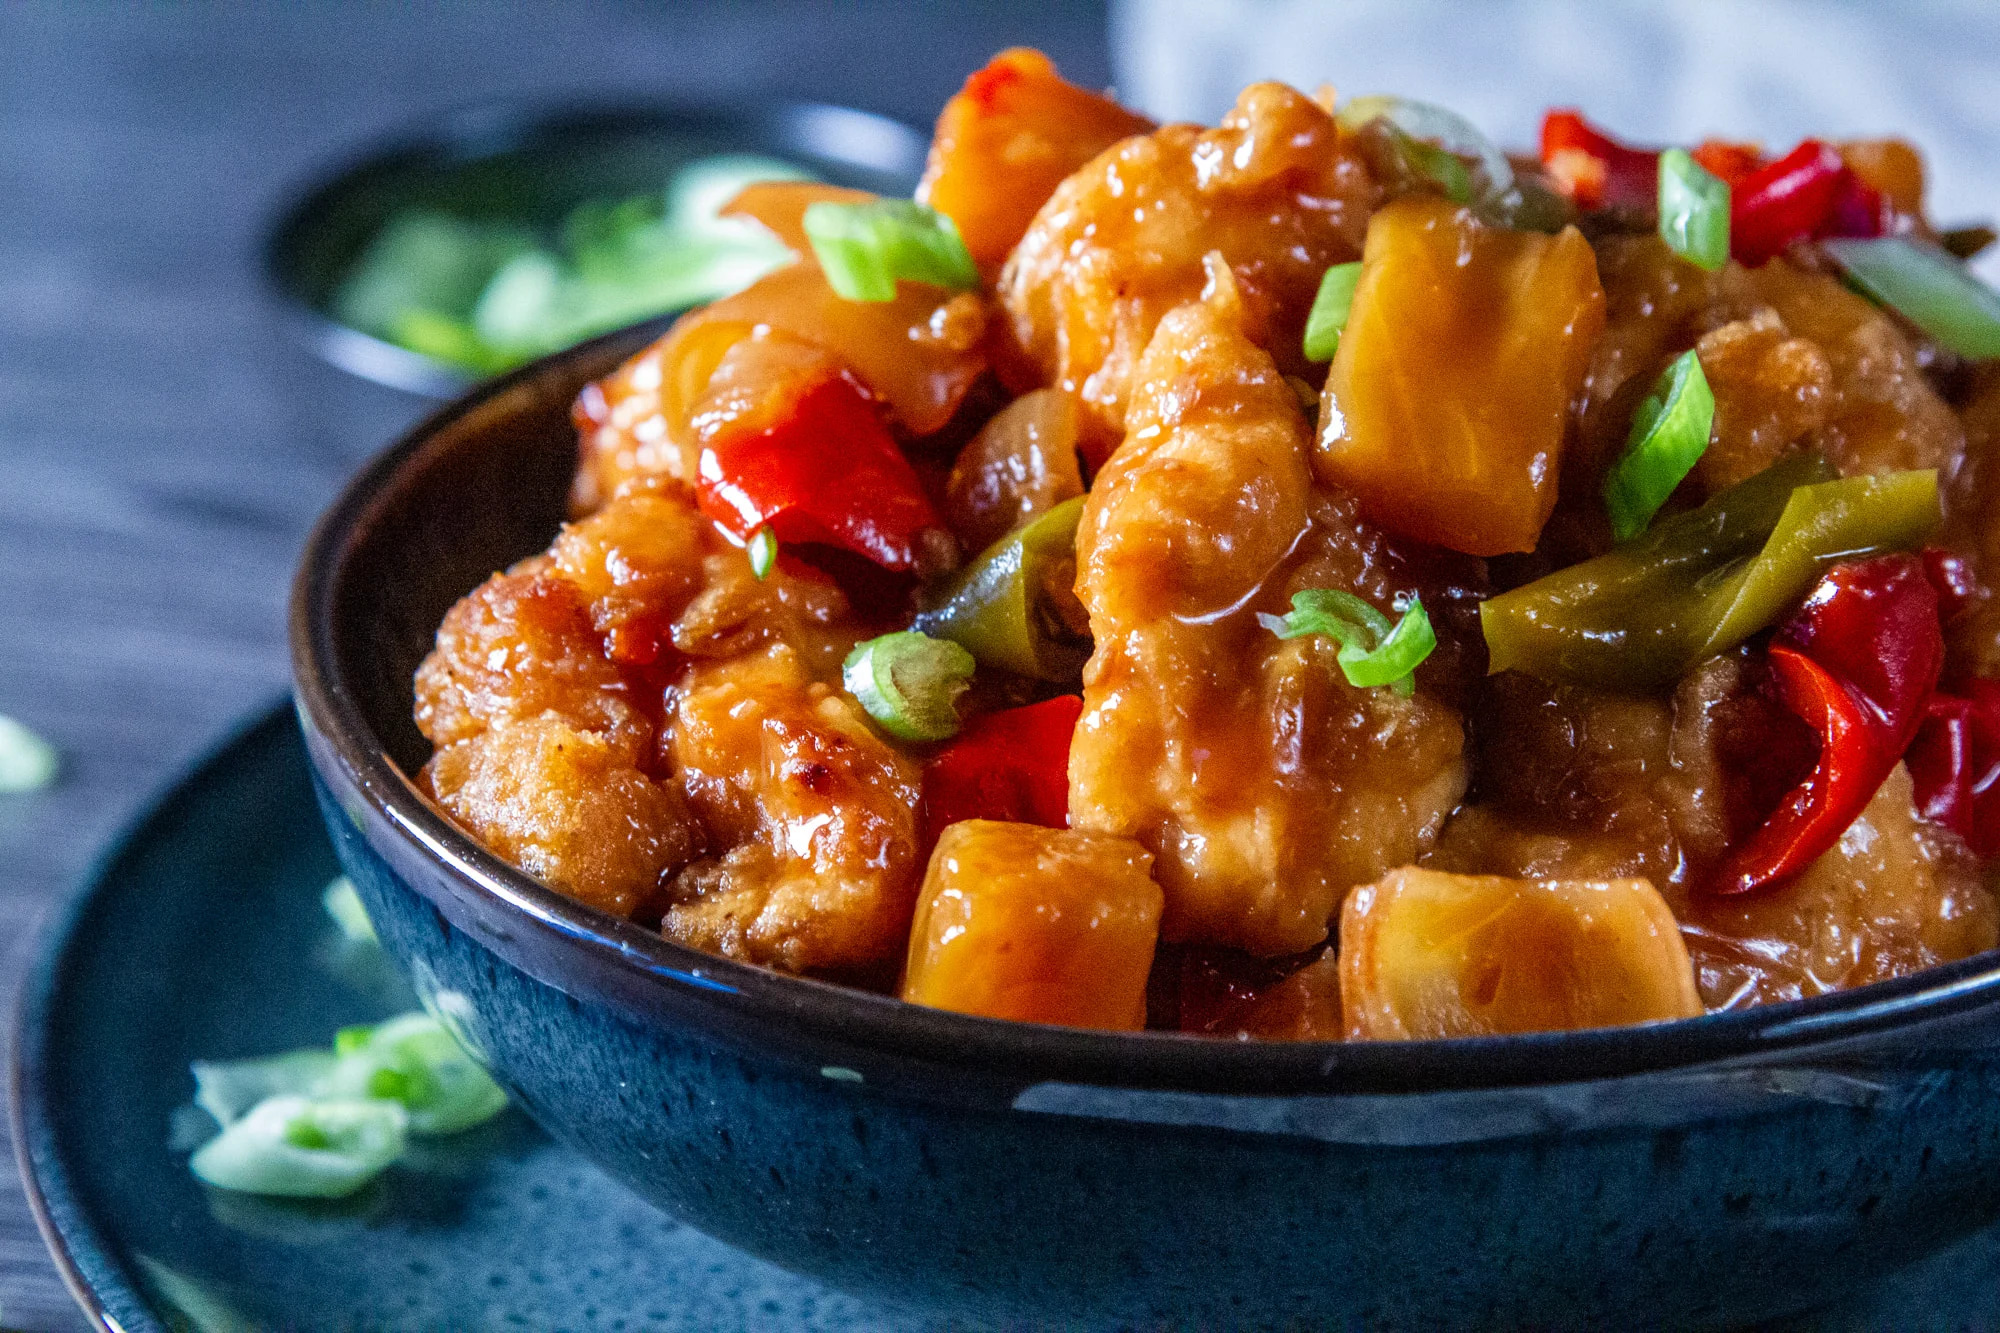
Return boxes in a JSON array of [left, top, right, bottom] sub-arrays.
[[415, 53, 2000, 1038]]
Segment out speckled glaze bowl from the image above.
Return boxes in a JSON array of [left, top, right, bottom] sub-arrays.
[[290, 323, 2000, 1331]]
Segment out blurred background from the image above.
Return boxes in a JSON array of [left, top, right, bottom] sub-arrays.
[[1, 2, 1994, 1328]]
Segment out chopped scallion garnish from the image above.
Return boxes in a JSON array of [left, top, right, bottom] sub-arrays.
[[0, 714, 58, 792], [1823, 237, 2000, 360], [1604, 349, 1715, 542], [192, 1050, 339, 1127], [746, 525, 778, 579], [189, 1094, 407, 1198], [1258, 589, 1436, 696], [803, 199, 980, 302], [322, 1013, 509, 1136], [1657, 148, 1730, 271], [842, 630, 975, 741], [321, 876, 377, 943], [1303, 262, 1363, 362]]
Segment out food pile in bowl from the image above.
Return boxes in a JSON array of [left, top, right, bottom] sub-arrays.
[[409, 49, 2000, 1042]]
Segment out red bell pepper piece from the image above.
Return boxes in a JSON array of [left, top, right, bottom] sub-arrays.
[[923, 694, 1082, 838], [1714, 554, 1943, 894], [695, 370, 944, 573], [1539, 109, 1658, 212], [1730, 140, 1852, 266], [1906, 681, 2000, 859]]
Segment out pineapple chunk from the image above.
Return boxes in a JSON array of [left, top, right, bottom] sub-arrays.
[[1339, 866, 1701, 1039], [1316, 197, 1605, 556], [901, 820, 1162, 1029]]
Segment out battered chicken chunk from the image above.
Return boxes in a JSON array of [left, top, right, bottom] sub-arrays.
[[415, 479, 858, 921], [1068, 262, 1466, 956], [1430, 660, 1999, 1009], [413, 570, 695, 918], [665, 644, 926, 974], [1562, 238, 1965, 552], [999, 81, 1381, 463]]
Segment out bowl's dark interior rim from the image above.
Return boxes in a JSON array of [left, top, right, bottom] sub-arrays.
[[291, 323, 2000, 1098], [260, 97, 929, 399]]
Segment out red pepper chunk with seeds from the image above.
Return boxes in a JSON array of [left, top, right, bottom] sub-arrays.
[[1715, 554, 1943, 895]]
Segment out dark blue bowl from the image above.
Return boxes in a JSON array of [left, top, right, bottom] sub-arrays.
[[289, 323, 2000, 1331]]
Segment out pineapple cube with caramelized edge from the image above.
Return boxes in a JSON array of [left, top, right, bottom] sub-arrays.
[[1317, 197, 1605, 556], [902, 821, 1162, 1029], [1339, 867, 1701, 1039]]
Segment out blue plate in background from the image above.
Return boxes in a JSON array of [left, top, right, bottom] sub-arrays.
[[10, 701, 2000, 1331]]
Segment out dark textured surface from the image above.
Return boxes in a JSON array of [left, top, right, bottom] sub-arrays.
[[0, 5, 1108, 1327]]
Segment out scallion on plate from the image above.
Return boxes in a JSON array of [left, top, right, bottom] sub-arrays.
[[190, 1094, 408, 1199]]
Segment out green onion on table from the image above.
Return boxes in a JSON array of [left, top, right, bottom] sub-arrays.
[[332, 154, 812, 374]]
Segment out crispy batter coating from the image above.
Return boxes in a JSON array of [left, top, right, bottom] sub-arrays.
[[415, 480, 859, 922], [1568, 238, 1964, 546], [1430, 660, 1998, 1010], [1948, 366, 2000, 676], [1679, 765, 1998, 1008], [665, 644, 926, 974], [1068, 265, 1466, 957], [413, 570, 693, 917], [999, 81, 1381, 461]]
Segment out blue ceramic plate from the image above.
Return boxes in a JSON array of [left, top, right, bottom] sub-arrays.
[[8, 702, 939, 1332], [12, 701, 2000, 1332]]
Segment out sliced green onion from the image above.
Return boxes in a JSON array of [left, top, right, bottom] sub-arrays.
[[190, 1095, 406, 1198], [323, 1013, 508, 1136], [1823, 237, 2000, 360], [746, 525, 778, 579], [192, 1050, 339, 1127], [841, 631, 975, 741], [1303, 262, 1363, 362], [0, 714, 58, 792], [1604, 349, 1715, 542], [1657, 148, 1730, 272], [802, 199, 979, 302], [321, 876, 377, 943], [1258, 589, 1436, 696]]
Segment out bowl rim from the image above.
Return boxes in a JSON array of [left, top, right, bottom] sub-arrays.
[[290, 323, 2000, 1098], [259, 94, 931, 398]]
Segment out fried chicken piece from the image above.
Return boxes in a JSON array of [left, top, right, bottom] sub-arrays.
[[1068, 262, 1466, 957], [1430, 661, 1998, 1010], [998, 81, 1381, 464], [413, 571, 694, 917], [1946, 365, 2000, 677], [1679, 765, 1998, 1009], [1563, 238, 1964, 554], [415, 480, 857, 919], [665, 644, 926, 974]]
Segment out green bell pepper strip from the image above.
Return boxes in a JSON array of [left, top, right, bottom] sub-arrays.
[[1481, 455, 1941, 689], [911, 496, 1092, 681]]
